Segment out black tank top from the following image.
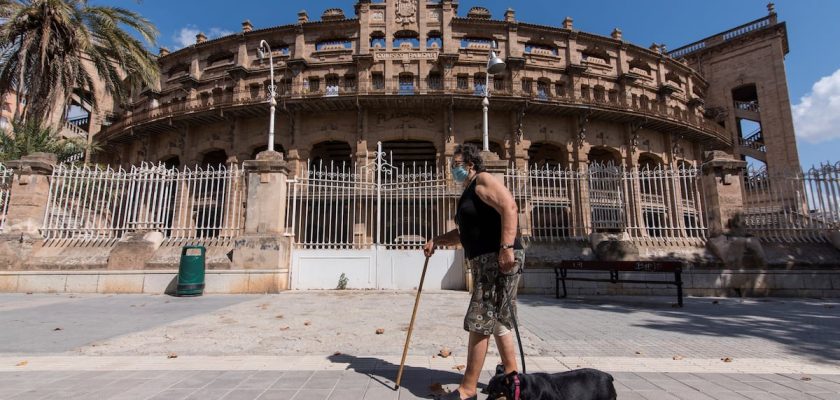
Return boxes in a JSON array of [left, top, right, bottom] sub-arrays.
[[456, 172, 522, 259]]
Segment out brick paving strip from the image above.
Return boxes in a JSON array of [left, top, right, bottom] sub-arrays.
[[2, 355, 840, 374]]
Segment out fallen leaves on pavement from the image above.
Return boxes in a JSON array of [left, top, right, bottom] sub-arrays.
[[16, 361, 27, 367], [167, 353, 178, 359], [801, 376, 812, 381], [453, 364, 466, 372], [375, 328, 385, 335], [304, 321, 311, 326], [721, 357, 733, 363], [53, 327, 62, 331], [279, 326, 290, 331], [672, 355, 684, 360], [438, 347, 452, 358]]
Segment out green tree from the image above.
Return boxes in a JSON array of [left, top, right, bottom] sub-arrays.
[[0, 119, 83, 161], [0, 0, 159, 124]]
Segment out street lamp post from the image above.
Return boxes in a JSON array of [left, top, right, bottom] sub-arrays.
[[258, 40, 277, 152], [482, 50, 507, 152]]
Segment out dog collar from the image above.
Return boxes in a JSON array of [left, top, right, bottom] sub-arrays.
[[513, 374, 521, 400]]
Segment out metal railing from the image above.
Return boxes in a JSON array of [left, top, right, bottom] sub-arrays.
[[0, 164, 12, 232], [669, 15, 775, 59], [506, 164, 706, 243], [743, 163, 840, 243], [735, 100, 760, 113], [42, 163, 245, 242], [285, 147, 458, 249], [739, 129, 766, 152]]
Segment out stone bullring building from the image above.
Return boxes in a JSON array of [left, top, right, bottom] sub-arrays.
[[2, 1, 837, 296]]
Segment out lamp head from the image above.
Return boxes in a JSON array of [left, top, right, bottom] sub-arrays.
[[486, 51, 506, 75]]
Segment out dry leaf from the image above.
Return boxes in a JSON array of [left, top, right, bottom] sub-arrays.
[[259, 303, 269, 310], [439, 347, 452, 358], [275, 315, 284, 319], [375, 328, 385, 335], [280, 326, 290, 331], [721, 357, 733, 363], [429, 383, 448, 396], [167, 353, 178, 359], [53, 327, 62, 331], [25, 292, 33, 295], [635, 351, 642, 355], [453, 364, 466, 372], [334, 351, 342, 356], [16, 361, 27, 367], [801, 376, 812, 381], [672, 355, 684, 360], [304, 321, 311, 326]]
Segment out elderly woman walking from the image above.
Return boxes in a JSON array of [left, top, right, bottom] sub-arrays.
[[423, 143, 525, 400]]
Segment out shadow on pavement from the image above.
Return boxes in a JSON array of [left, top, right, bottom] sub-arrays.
[[328, 353, 473, 399], [517, 294, 840, 363]]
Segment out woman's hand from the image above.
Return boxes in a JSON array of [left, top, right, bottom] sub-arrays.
[[423, 240, 435, 257], [499, 247, 515, 273]]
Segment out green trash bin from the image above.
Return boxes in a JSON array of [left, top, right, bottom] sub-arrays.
[[177, 246, 206, 296]]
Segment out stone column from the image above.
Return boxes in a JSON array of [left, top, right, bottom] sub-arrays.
[[702, 151, 766, 267], [0, 153, 55, 270], [232, 151, 293, 290]]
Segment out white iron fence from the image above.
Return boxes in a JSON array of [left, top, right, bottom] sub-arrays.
[[0, 164, 12, 232], [286, 148, 707, 249], [743, 163, 840, 242], [42, 163, 245, 242], [506, 164, 706, 244], [285, 147, 459, 249]]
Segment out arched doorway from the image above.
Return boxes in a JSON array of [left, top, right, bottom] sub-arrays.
[[465, 140, 503, 160], [310, 141, 352, 169], [381, 140, 436, 170], [528, 142, 567, 170]]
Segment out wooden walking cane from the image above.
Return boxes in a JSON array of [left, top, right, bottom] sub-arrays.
[[395, 255, 430, 389]]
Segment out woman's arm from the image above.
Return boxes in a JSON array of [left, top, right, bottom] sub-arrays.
[[423, 229, 460, 257]]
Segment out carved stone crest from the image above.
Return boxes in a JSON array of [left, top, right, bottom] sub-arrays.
[[395, 0, 416, 25]]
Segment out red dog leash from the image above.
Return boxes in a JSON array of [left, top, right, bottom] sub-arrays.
[[513, 374, 521, 400]]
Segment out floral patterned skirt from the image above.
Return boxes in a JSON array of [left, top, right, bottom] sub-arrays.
[[463, 250, 525, 336]]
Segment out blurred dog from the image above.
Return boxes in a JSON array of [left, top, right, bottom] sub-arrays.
[[484, 368, 616, 400]]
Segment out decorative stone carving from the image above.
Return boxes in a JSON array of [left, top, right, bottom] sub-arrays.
[[395, 0, 416, 25]]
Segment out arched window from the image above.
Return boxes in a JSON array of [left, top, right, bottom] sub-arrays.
[[426, 30, 442, 48], [393, 30, 419, 49], [310, 141, 352, 168], [528, 143, 567, 170], [370, 31, 386, 49]]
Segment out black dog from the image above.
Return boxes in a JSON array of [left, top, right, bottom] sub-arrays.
[[484, 368, 616, 400]]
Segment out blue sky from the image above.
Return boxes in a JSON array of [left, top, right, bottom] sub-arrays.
[[102, 0, 840, 169]]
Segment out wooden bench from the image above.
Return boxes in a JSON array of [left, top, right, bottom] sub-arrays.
[[554, 260, 685, 307]]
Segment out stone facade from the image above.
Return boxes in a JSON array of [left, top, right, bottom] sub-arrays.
[[96, 0, 769, 177]]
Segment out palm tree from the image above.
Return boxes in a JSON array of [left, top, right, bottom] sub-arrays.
[[0, 0, 159, 126], [0, 118, 83, 161]]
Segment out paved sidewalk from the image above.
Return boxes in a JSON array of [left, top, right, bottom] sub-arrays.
[[1, 292, 838, 399]]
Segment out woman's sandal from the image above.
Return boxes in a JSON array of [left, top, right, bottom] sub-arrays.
[[437, 389, 477, 400]]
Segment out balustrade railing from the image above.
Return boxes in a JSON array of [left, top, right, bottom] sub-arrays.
[[106, 79, 729, 145], [669, 15, 775, 59]]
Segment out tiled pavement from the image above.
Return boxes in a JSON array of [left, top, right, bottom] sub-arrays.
[[1, 293, 839, 399], [2, 367, 840, 399]]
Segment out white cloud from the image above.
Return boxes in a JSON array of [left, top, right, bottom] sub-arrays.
[[174, 25, 200, 49], [172, 25, 234, 49], [793, 68, 840, 143]]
